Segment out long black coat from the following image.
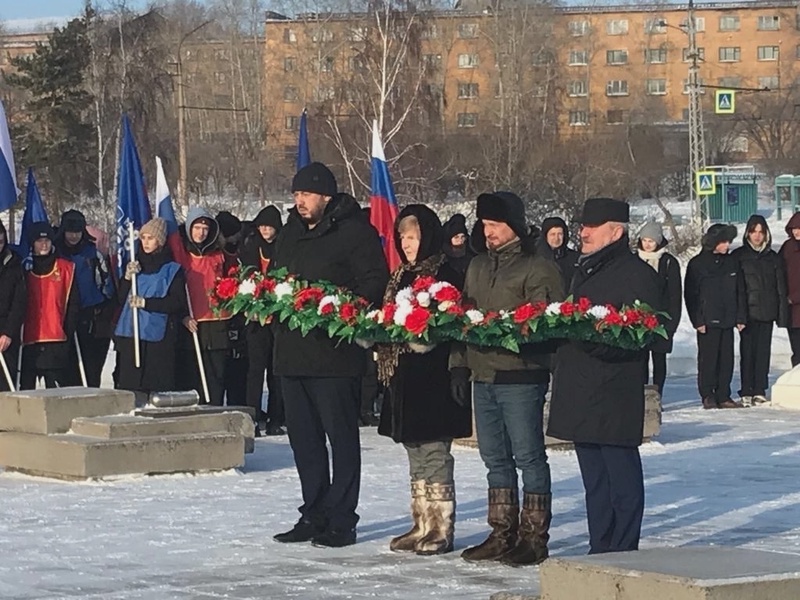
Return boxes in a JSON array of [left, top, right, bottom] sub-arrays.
[[684, 250, 746, 329], [271, 193, 389, 378], [780, 212, 800, 328], [116, 247, 188, 394], [547, 237, 663, 447], [636, 242, 682, 354], [732, 232, 788, 326], [0, 244, 26, 342]]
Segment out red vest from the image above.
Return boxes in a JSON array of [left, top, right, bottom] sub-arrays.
[[259, 250, 270, 275], [185, 252, 231, 322], [24, 258, 75, 345]]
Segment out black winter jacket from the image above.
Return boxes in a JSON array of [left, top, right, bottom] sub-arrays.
[[0, 242, 26, 342], [684, 250, 746, 329], [636, 240, 682, 353], [538, 217, 579, 290], [271, 193, 389, 377], [547, 236, 663, 447]]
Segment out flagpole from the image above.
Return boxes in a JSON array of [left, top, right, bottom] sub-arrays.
[[0, 351, 14, 391], [185, 284, 210, 404], [16, 326, 22, 390], [73, 333, 88, 387], [128, 221, 141, 369]]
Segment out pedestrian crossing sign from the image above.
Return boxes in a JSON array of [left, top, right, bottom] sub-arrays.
[[696, 171, 716, 196], [715, 90, 735, 114]]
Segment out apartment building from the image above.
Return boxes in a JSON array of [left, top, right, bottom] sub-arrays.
[[263, 1, 800, 155]]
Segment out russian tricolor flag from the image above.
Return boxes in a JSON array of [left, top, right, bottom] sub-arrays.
[[155, 156, 178, 234], [369, 120, 401, 271], [0, 99, 20, 213]]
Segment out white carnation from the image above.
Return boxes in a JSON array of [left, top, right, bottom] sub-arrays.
[[274, 282, 294, 299], [394, 303, 413, 326], [438, 300, 454, 312], [395, 287, 413, 306], [366, 309, 380, 321], [545, 302, 563, 316], [466, 309, 485, 325], [416, 291, 431, 308], [237, 279, 256, 296], [587, 305, 610, 320], [428, 281, 449, 296], [318, 295, 341, 316]]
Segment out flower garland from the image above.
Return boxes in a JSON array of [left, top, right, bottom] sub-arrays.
[[211, 266, 667, 352]]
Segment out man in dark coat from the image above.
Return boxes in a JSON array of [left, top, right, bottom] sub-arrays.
[[0, 218, 26, 391], [547, 198, 663, 555], [635, 222, 682, 396], [442, 213, 475, 277], [779, 212, 800, 365], [451, 191, 564, 566], [239, 205, 286, 436], [538, 216, 579, 290], [271, 162, 389, 548], [732, 215, 788, 405], [684, 224, 746, 409]]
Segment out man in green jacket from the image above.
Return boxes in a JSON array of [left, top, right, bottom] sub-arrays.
[[450, 191, 564, 567]]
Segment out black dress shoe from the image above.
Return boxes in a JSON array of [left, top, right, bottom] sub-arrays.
[[312, 527, 357, 548], [265, 422, 287, 436], [274, 520, 322, 543]]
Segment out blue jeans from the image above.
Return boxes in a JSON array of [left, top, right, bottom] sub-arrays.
[[473, 383, 551, 494]]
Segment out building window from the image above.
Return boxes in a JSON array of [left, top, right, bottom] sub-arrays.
[[311, 28, 334, 43], [283, 28, 297, 43], [423, 54, 442, 70], [646, 78, 667, 95], [214, 71, 226, 84], [606, 49, 628, 65], [213, 49, 230, 61], [645, 47, 667, 63], [757, 15, 780, 30], [569, 49, 589, 65], [758, 46, 779, 61], [569, 110, 589, 126], [284, 116, 299, 130], [683, 47, 705, 61], [607, 19, 629, 35], [681, 16, 705, 32], [568, 80, 588, 97], [719, 16, 740, 31], [283, 57, 296, 72], [458, 53, 479, 68], [569, 20, 590, 36], [758, 76, 779, 89], [457, 82, 479, 99], [457, 112, 478, 128], [607, 109, 627, 124], [347, 27, 367, 42], [683, 78, 706, 94], [645, 18, 667, 34], [421, 25, 438, 39], [532, 50, 555, 65], [458, 23, 479, 38], [533, 83, 548, 97], [283, 86, 298, 102], [719, 47, 741, 62], [318, 56, 335, 72], [719, 76, 741, 87], [606, 80, 629, 96]]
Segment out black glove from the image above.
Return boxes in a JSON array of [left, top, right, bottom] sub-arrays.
[[450, 367, 471, 408]]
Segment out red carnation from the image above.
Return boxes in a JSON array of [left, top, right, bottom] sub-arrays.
[[560, 302, 576, 317], [622, 309, 643, 325], [405, 306, 431, 335], [320, 303, 335, 316], [227, 265, 239, 276], [383, 303, 397, 323], [215, 278, 238, 300], [446, 303, 466, 316], [294, 287, 325, 310], [257, 278, 277, 295], [432, 285, 461, 303], [513, 303, 537, 324], [412, 276, 438, 293], [340, 302, 358, 323], [603, 310, 624, 326], [643, 314, 659, 330], [577, 297, 592, 313]]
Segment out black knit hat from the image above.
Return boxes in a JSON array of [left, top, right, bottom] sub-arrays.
[[60, 209, 86, 233], [29, 221, 54, 245], [253, 205, 283, 231], [291, 162, 337, 197], [216, 211, 242, 238], [476, 191, 528, 239], [576, 198, 630, 226]]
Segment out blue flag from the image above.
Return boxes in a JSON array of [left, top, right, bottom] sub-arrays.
[[115, 114, 152, 278], [0, 99, 20, 212], [296, 109, 311, 171], [18, 168, 48, 253]]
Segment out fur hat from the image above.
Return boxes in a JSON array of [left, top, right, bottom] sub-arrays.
[[140, 218, 168, 247], [476, 191, 529, 239], [702, 223, 737, 250], [291, 162, 338, 197], [638, 221, 664, 246]]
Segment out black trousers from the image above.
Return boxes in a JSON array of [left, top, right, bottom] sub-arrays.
[[66, 329, 110, 388], [20, 344, 70, 389], [177, 344, 227, 406], [360, 351, 379, 417], [0, 344, 19, 392], [696, 328, 734, 402], [642, 351, 667, 395], [575, 443, 644, 554], [223, 353, 248, 406], [281, 376, 361, 531], [788, 328, 800, 367], [739, 320, 773, 397], [245, 324, 284, 424]]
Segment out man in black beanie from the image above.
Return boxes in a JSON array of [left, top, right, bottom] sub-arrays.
[[272, 162, 389, 547], [450, 191, 564, 566], [548, 198, 662, 555]]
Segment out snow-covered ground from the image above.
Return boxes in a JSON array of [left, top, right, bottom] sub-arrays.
[[3, 371, 800, 600]]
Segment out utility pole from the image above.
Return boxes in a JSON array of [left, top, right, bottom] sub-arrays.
[[687, 0, 708, 230]]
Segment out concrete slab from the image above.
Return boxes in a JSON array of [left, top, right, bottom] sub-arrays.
[[0, 431, 244, 480], [0, 388, 135, 435], [540, 547, 800, 600], [133, 407, 256, 453], [70, 413, 248, 440]]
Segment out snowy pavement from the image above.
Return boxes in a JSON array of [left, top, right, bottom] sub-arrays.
[[3, 374, 800, 599]]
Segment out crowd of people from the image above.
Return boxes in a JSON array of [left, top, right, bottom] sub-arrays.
[[0, 159, 797, 561]]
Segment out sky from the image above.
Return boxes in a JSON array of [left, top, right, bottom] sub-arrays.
[[1, 0, 156, 30]]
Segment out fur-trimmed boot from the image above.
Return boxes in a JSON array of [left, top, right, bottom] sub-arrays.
[[500, 493, 552, 566], [461, 488, 519, 562], [415, 482, 455, 556], [389, 480, 428, 552]]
